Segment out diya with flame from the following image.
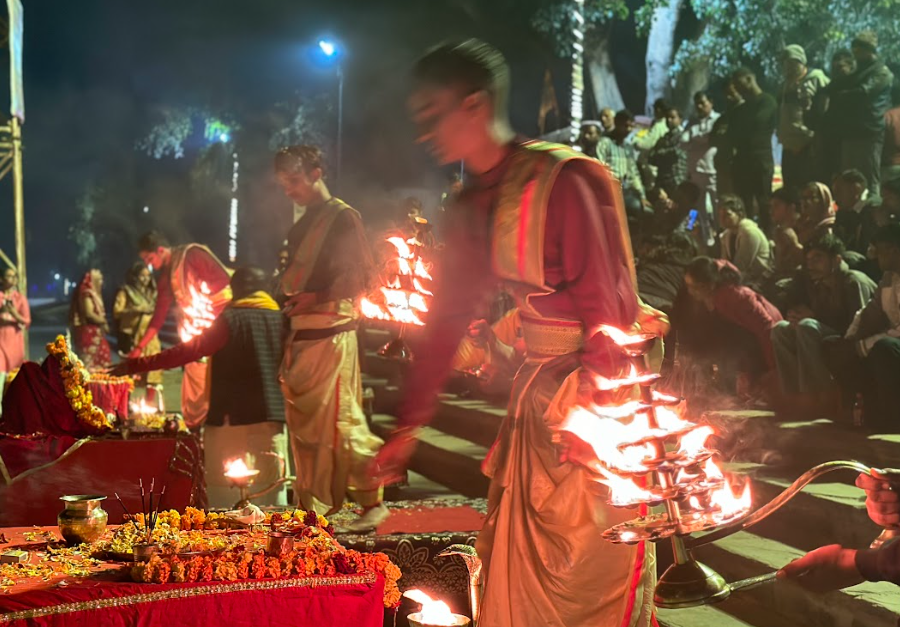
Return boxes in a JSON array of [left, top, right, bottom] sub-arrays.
[[361, 235, 434, 361], [223, 456, 294, 510], [559, 323, 898, 609], [404, 589, 471, 627]]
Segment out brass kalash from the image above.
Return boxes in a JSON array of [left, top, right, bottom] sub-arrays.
[[564, 325, 899, 609]]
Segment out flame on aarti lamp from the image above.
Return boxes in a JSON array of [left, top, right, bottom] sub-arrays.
[[224, 457, 259, 480], [179, 281, 216, 342], [404, 589, 457, 626], [361, 236, 434, 326]]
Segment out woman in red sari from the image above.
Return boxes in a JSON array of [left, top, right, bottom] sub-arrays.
[[70, 269, 112, 371]]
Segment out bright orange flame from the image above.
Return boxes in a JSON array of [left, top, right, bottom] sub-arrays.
[[224, 457, 259, 480], [362, 236, 433, 326], [596, 324, 651, 347], [595, 364, 657, 391], [710, 477, 752, 518], [130, 398, 157, 416], [403, 589, 457, 625], [179, 281, 216, 342]]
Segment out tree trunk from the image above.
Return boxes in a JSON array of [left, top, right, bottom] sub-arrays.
[[673, 58, 710, 115], [645, 0, 684, 115], [586, 29, 625, 113]]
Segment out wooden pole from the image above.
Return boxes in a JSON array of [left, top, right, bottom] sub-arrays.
[[11, 114, 25, 358]]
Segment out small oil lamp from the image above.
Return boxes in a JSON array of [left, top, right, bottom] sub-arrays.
[[223, 458, 260, 509], [223, 454, 295, 509], [404, 589, 471, 627]]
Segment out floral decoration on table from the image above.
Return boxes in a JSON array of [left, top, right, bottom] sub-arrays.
[[46, 335, 133, 432], [115, 507, 400, 608], [0, 508, 402, 608], [0, 541, 105, 592]]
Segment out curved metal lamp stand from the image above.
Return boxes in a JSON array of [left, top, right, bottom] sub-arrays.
[[654, 461, 891, 609]]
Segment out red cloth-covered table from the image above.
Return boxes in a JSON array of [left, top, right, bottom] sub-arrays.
[[0, 528, 384, 627], [0, 435, 205, 526]]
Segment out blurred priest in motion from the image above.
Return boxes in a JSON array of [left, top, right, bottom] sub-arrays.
[[374, 40, 667, 627]]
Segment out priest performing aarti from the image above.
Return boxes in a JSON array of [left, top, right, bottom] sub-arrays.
[[374, 40, 666, 627], [132, 231, 233, 428], [274, 145, 388, 532]]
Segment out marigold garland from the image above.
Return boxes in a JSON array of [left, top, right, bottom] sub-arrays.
[[132, 546, 402, 608], [45, 335, 133, 432], [124, 506, 402, 608]]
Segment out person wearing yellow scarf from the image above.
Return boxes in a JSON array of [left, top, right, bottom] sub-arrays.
[[111, 268, 288, 508]]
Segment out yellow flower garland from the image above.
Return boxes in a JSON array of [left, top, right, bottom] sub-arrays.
[[45, 335, 132, 432]]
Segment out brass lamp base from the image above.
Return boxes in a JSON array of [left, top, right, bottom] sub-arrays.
[[654, 559, 731, 609]]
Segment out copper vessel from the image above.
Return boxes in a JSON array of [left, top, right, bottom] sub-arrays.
[[58, 495, 108, 545]]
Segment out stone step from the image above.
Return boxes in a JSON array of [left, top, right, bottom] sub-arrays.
[[693, 530, 900, 627], [371, 414, 489, 499], [657, 604, 757, 627]]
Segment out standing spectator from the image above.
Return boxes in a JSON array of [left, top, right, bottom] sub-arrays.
[[836, 31, 895, 195], [577, 121, 603, 159], [113, 262, 164, 404], [730, 68, 778, 233], [882, 83, 900, 184], [648, 105, 688, 196], [710, 82, 744, 197], [675, 257, 782, 395], [778, 45, 830, 190], [798, 182, 836, 245], [770, 187, 804, 279], [819, 49, 858, 182], [599, 107, 616, 134], [771, 234, 876, 412], [70, 269, 112, 371], [825, 224, 900, 429], [833, 169, 879, 256], [718, 194, 774, 289], [111, 267, 288, 508], [682, 91, 721, 244], [597, 110, 647, 205], [0, 267, 29, 414], [633, 98, 670, 152]]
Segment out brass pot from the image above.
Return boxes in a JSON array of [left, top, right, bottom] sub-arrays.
[[58, 495, 108, 545]]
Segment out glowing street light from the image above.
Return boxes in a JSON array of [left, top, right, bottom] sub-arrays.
[[318, 39, 337, 57], [219, 132, 230, 143]]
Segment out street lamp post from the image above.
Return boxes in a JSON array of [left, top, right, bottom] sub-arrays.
[[318, 39, 343, 192]]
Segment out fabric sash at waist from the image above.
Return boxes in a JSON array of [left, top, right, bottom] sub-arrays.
[[519, 314, 584, 358], [292, 321, 358, 342]]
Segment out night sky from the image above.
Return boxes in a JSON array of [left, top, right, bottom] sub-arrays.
[[0, 0, 649, 295]]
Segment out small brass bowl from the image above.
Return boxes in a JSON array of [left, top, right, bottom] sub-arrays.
[[266, 532, 294, 557], [132, 543, 160, 562]]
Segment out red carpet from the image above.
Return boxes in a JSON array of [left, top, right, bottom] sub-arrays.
[[376, 504, 485, 535]]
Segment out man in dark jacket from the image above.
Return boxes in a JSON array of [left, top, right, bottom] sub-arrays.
[[838, 31, 895, 195], [729, 67, 778, 233], [112, 267, 287, 508], [824, 225, 900, 430], [770, 234, 876, 409]]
